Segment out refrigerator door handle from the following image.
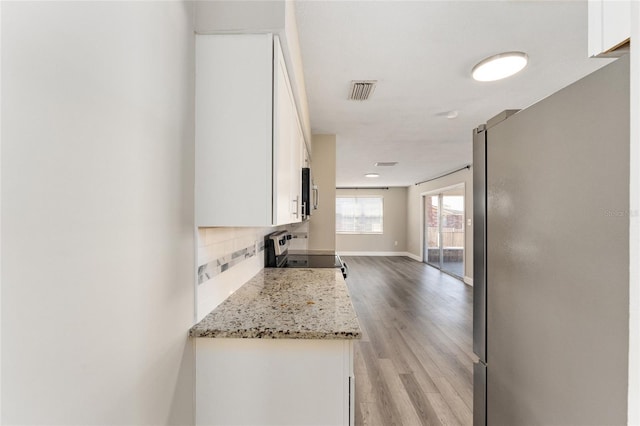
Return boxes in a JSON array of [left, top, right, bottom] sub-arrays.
[[472, 126, 487, 362]]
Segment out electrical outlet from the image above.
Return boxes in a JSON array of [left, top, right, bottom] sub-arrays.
[[394, 240, 398, 246]]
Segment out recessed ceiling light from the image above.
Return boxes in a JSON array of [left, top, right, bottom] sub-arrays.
[[446, 111, 459, 119], [472, 51, 528, 82], [365, 173, 379, 178]]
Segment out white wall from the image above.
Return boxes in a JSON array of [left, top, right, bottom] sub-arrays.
[[336, 187, 408, 254], [1, 2, 196, 424], [407, 168, 473, 282]]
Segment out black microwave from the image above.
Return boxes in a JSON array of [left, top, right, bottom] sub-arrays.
[[301, 167, 313, 220]]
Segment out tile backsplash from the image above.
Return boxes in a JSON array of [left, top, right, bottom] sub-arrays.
[[197, 239, 262, 284], [196, 222, 309, 321], [287, 221, 309, 251]]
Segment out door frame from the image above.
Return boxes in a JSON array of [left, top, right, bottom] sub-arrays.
[[420, 183, 466, 279]]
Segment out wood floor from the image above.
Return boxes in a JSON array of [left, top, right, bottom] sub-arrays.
[[343, 256, 474, 426]]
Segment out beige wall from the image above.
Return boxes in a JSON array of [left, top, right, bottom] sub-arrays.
[[336, 187, 408, 254], [407, 168, 474, 281], [308, 135, 336, 251]]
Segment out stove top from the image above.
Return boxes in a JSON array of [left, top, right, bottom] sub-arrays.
[[264, 232, 348, 278], [286, 254, 343, 269]]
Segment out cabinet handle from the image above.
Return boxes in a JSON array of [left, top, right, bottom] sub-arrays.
[[301, 202, 306, 219], [293, 196, 299, 218], [312, 185, 319, 210]]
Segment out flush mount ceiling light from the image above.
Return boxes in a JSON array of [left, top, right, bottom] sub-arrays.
[[365, 173, 380, 178], [435, 110, 460, 119], [472, 51, 528, 82]]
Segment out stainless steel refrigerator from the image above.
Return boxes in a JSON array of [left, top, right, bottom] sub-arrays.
[[472, 55, 629, 425]]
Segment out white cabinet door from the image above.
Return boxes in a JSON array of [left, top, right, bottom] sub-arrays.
[[274, 40, 294, 225], [195, 34, 273, 226], [196, 338, 353, 425], [292, 110, 305, 221], [601, 1, 630, 52], [195, 34, 306, 227], [274, 37, 303, 225], [588, 0, 630, 57]]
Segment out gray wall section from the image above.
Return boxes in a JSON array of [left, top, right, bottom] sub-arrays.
[[336, 187, 408, 253], [486, 55, 629, 425]]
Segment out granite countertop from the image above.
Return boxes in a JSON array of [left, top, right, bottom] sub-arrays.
[[189, 268, 362, 339]]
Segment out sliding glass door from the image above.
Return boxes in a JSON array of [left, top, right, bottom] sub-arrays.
[[423, 186, 465, 279], [425, 194, 440, 267], [441, 190, 464, 277]]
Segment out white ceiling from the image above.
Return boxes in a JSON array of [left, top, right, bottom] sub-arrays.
[[295, 0, 613, 187]]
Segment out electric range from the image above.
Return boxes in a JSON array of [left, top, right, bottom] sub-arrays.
[[265, 231, 348, 279]]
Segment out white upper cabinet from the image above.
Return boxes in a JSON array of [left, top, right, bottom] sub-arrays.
[[195, 1, 312, 150], [195, 34, 305, 227], [274, 38, 304, 225], [588, 0, 631, 57]]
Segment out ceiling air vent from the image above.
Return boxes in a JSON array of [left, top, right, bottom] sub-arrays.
[[348, 80, 377, 101], [375, 162, 398, 167]]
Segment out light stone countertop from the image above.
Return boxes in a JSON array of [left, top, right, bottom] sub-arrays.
[[189, 268, 362, 339]]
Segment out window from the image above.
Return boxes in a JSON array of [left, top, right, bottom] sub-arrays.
[[336, 197, 383, 234]]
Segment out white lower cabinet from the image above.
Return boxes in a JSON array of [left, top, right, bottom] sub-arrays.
[[195, 338, 355, 426], [195, 33, 304, 227]]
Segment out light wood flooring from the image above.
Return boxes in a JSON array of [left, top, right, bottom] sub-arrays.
[[343, 256, 474, 426]]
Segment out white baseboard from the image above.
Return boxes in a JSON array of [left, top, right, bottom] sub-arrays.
[[338, 251, 413, 257], [337, 251, 425, 262], [405, 252, 422, 262], [464, 276, 474, 286]]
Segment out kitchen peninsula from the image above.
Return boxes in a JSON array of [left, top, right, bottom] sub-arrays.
[[190, 268, 361, 425]]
